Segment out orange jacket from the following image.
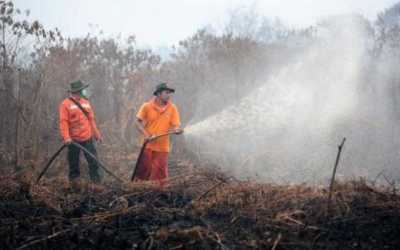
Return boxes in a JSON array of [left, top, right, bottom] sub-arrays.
[[59, 97, 101, 142], [136, 98, 180, 152]]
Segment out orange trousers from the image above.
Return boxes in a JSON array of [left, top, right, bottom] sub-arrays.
[[135, 149, 169, 185]]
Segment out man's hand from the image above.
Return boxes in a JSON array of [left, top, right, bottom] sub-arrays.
[[171, 128, 184, 135], [95, 136, 103, 144], [64, 138, 72, 145], [144, 134, 157, 142]]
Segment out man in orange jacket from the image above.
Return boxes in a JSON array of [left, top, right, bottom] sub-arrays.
[[135, 83, 183, 185], [59, 80, 102, 184]]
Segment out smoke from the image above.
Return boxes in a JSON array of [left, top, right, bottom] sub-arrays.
[[183, 15, 400, 184]]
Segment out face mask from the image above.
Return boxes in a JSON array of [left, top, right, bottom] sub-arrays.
[[80, 88, 91, 99]]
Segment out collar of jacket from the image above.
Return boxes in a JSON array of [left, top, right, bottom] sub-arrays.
[[150, 97, 171, 113]]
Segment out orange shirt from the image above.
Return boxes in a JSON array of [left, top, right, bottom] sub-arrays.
[[59, 97, 101, 142], [136, 98, 181, 152]]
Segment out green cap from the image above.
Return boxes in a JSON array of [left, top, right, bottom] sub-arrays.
[[153, 82, 175, 96], [69, 80, 89, 93]]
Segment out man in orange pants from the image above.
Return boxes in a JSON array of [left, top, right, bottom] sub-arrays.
[[59, 80, 103, 185], [135, 83, 183, 185]]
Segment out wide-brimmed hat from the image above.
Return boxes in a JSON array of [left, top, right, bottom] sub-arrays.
[[69, 80, 89, 93], [153, 82, 175, 96]]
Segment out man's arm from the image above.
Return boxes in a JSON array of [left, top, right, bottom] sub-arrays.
[[135, 118, 151, 140], [89, 108, 102, 141], [169, 125, 184, 134], [169, 105, 183, 134], [136, 103, 156, 141], [59, 103, 72, 145]]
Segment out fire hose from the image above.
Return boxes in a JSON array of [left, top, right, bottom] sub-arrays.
[[130, 131, 182, 181], [36, 141, 123, 184]]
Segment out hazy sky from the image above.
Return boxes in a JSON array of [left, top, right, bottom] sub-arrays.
[[14, 0, 399, 47]]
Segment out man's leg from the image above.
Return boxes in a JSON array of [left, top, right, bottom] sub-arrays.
[[82, 139, 101, 183], [149, 151, 169, 185], [67, 143, 80, 181], [135, 148, 152, 181]]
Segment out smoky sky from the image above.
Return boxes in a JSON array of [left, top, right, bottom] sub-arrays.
[[13, 0, 399, 47]]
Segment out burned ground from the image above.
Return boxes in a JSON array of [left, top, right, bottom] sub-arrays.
[[1, 162, 400, 250]]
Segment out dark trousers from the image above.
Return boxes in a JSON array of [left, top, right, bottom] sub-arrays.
[[68, 139, 101, 183]]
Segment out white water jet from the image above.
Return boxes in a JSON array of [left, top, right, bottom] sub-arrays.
[[183, 17, 387, 183]]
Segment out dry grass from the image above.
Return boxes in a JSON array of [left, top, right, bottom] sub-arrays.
[[0, 165, 400, 249]]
